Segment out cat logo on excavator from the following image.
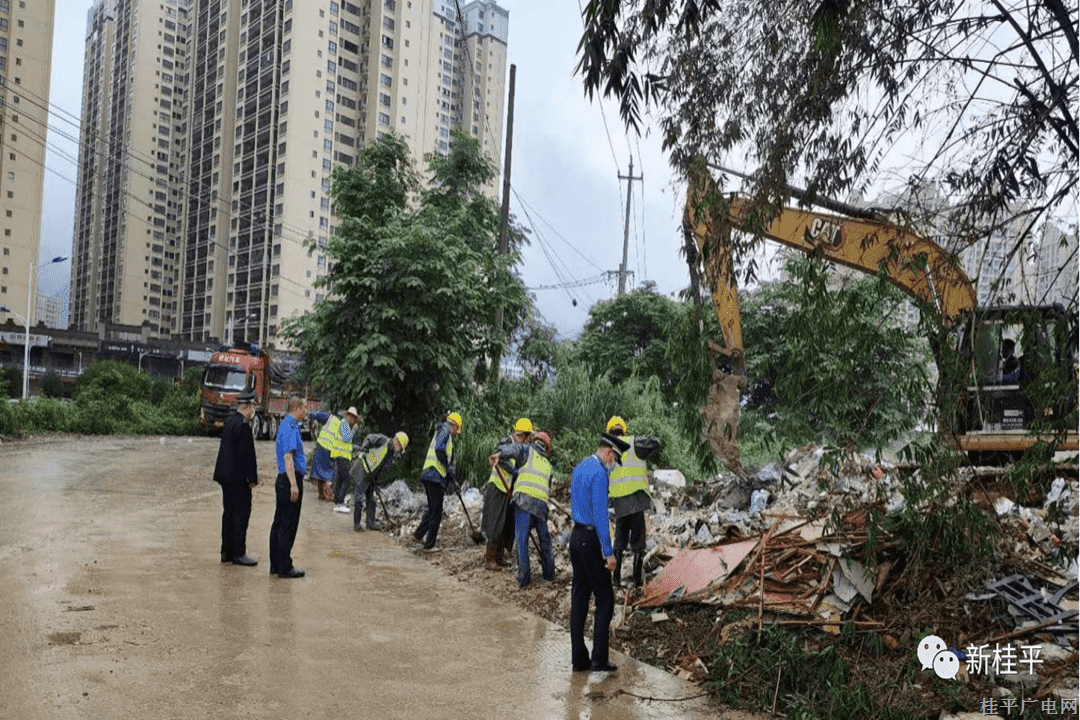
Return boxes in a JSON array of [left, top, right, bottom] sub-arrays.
[[808, 217, 843, 248]]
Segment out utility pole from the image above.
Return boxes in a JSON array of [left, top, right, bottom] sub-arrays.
[[617, 158, 642, 295], [492, 64, 516, 381]]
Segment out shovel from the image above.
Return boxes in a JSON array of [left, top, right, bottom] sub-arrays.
[[451, 479, 485, 544], [375, 486, 397, 529]]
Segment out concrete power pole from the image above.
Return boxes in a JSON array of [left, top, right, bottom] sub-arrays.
[[617, 158, 642, 295], [492, 64, 516, 381]]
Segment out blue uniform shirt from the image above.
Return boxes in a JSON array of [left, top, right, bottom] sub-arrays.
[[309, 410, 358, 445], [570, 453, 613, 557], [276, 413, 306, 476]]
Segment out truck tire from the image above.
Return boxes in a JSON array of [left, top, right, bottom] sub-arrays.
[[268, 416, 279, 441], [253, 414, 266, 441]]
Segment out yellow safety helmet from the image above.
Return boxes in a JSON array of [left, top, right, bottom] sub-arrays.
[[606, 415, 627, 434], [513, 417, 534, 434], [446, 412, 463, 428], [394, 431, 409, 451]]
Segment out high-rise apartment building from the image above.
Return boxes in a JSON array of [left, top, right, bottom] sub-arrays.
[[71, 0, 510, 347], [1032, 223, 1079, 307], [36, 289, 66, 329], [69, 0, 192, 337], [0, 0, 56, 326]]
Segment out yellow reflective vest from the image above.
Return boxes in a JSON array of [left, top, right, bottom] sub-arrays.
[[361, 441, 390, 475], [513, 447, 552, 505], [423, 426, 454, 478], [608, 436, 649, 498], [487, 463, 513, 494], [317, 415, 353, 459]]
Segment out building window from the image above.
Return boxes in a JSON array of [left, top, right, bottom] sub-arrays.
[[380, 73, 392, 88], [328, 41, 337, 54], [379, 93, 390, 107], [378, 112, 390, 126], [381, 55, 392, 69], [382, 35, 394, 49]]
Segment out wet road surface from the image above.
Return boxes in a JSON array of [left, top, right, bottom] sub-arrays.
[[0, 436, 738, 719]]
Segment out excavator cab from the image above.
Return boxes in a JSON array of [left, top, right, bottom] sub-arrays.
[[952, 305, 1078, 462]]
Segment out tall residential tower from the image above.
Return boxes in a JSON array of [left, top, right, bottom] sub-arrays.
[[0, 0, 56, 326], [71, 0, 510, 346]]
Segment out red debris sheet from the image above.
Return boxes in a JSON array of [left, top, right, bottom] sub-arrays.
[[635, 515, 889, 624], [637, 539, 757, 608]]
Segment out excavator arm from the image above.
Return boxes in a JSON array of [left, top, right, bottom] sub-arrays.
[[683, 161, 977, 470]]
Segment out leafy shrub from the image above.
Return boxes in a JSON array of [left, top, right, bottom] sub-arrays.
[[0, 366, 21, 399], [75, 361, 151, 403], [38, 372, 65, 399]]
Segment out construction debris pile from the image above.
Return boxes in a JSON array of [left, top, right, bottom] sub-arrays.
[[372, 444, 1078, 701]]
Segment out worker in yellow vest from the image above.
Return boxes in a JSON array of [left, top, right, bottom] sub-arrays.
[[605, 416, 660, 588], [413, 412, 462, 550], [480, 417, 533, 571], [489, 431, 556, 588], [349, 431, 409, 531], [310, 407, 360, 505]]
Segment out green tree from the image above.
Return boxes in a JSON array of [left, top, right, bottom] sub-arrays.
[[515, 315, 558, 386], [569, 288, 681, 397], [740, 256, 932, 450], [576, 0, 1077, 292], [283, 131, 528, 437]]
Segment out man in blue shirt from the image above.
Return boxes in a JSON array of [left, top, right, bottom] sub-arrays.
[[569, 432, 630, 673], [270, 396, 308, 578]]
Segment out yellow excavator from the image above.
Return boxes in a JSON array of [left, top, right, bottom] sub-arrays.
[[683, 160, 1078, 469]]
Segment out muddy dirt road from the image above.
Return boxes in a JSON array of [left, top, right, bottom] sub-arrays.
[[0, 436, 740, 720]]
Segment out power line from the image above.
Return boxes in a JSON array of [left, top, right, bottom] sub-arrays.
[[6, 105, 315, 306], [510, 186, 603, 272], [13, 81, 319, 248]]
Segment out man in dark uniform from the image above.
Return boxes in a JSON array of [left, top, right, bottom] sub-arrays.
[[213, 389, 259, 566], [569, 432, 630, 673]]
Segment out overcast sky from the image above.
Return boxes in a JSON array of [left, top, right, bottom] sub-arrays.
[[37, 0, 784, 339]]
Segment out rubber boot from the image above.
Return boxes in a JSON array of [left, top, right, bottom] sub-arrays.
[[632, 551, 645, 588], [365, 500, 382, 530], [484, 543, 501, 572], [612, 551, 624, 587]]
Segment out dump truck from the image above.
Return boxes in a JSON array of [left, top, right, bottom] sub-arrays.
[[198, 344, 323, 440], [684, 160, 1078, 468]]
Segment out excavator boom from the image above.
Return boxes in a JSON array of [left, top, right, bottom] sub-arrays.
[[684, 161, 978, 470]]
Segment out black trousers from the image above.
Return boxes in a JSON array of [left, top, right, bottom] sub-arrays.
[[219, 481, 252, 560], [332, 457, 351, 505], [569, 524, 615, 668], [352, 466, 378, 530], [613, 511, 647, 553], [269, 473, 304, 573], [415, 479, 445, 548]]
